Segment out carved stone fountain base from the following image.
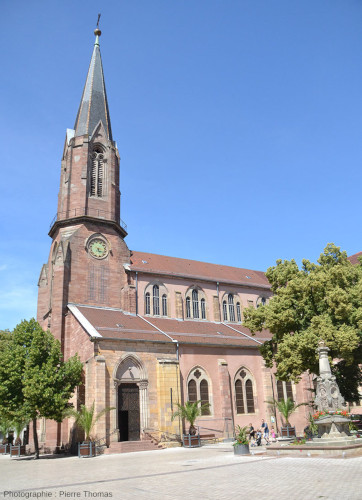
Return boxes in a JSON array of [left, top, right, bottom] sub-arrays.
[[266, 417, 362, 458]]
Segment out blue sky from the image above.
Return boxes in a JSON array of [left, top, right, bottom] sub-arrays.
[[1, 0, 361, 330]]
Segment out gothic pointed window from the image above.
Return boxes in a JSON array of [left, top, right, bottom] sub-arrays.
[[235, 368, 255, 414], [90, 147, 104, 198], [187, 367, 211, 415], [235, 380, 245, 414], [201, 298, 206, 319], [276, 379, 294, 402], [228, 294, 235, 322], [162, 294, 167, 316], [192, 289, 199, 319], [153, 285, 160, 315], [223, 301, 227, 321], [236, 302, 241, 322], [186, 297, 191, 318], [200, 380, 210, 415], [185, 287, 206, 320], [145, 292, 150, 315], [188, 380, 197, 403]]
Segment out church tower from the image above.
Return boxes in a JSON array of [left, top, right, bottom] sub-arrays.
[[37, 27, 135, 349]]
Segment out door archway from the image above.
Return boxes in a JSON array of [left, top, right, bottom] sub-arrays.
[[113, 354, 149, 442]]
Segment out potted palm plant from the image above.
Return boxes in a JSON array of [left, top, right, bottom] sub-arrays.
[[0, 418, 13, 454], [10, 417, 29, 457], [233, 425, 250, 455], [171, 400, 210, 447], [266, 397, 308, 438], [65, 402, 115, 458]]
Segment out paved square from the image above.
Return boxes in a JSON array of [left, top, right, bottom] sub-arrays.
[[1, 443, 361, 500]]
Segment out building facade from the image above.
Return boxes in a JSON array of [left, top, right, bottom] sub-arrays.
[[36, 30, 313, 451]]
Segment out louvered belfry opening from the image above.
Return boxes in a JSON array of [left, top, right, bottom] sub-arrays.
[[90, 146, 104, 197]]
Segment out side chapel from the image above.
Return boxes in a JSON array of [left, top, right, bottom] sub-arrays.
[[36, 28, 313, 452]]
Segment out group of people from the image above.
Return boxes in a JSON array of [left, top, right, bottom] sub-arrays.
[[249, 420, 276, 446]]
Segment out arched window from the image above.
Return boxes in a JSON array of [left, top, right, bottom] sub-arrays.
[[145, 292, 150, 315], [236, 302, 241, 322], [223, 301, 227, 321], [201, 298, 206, 319], [235, 380, 245, 414], [228, 294, 235, 322], [276, 379, 294, 402], [90, 147, 104, 198], [188, 379, 197, 403], [234, 368, 255, 414], [257, 296, 267, 308], [200, 380, 210, 415], [185, 288, 206, 320], [144, 282, 168, 317], [162, 294, 167, 316], [192, 289, 199, 319], [153, 285, 159, 315], [222, 294, 239, 322], [187, 367, 211, 415], [186, 297, 191, 318]]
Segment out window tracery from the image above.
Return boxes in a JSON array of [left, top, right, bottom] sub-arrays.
[[187, 367, 211, 415], [234, 368, 255, 414]]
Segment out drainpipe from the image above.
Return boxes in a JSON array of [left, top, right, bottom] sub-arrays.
[[135, 271, 138, 315]]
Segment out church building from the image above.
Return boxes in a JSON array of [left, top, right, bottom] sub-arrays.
[[36, 28, 313, 452]]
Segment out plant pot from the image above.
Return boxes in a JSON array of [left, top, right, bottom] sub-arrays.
[[280, 426, 296, 438], [0, 444, 9, 454], [78, 442, 96, 458], [233, 443, 250, 455], [10, 445, 26, 457], [182, 434, 200, 448]]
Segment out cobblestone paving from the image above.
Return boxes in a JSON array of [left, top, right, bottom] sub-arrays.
[[1, 443, 361, 500]]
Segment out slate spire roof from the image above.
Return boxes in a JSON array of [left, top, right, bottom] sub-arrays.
[[74, 30, 113, 141]]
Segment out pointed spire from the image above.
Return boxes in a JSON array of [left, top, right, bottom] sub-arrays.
[[74, 20, 113, 141]]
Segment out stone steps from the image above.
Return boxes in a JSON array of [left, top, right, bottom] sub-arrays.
[[104, 440, 163, 455]]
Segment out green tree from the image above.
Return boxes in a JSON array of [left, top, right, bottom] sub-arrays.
[[65, 402, 115, 442], [0, 319, 83, 458], [171, 401, 210, 435], [265, 397, 308, 426], [243, 244, 362, 401]]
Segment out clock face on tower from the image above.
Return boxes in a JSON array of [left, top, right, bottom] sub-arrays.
[[88, 238, 108, 259]]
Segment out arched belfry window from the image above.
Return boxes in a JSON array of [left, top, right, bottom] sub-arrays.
[[90, 146, 105, 198], [185, 287, 207, 320], [144, 282, 168, 317], [187, 367, 211, 415], [234, 368, 255, 414]]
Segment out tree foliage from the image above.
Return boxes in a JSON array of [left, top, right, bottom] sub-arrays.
[[243, 244, 362, 401], [0, 319, 83, 456]]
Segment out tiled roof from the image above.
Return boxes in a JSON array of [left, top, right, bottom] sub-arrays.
[[348, 252, 362, 265], [70, 304, 270, 347], [130, 251, 270, 289]]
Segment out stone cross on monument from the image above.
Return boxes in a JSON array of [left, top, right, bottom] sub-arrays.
[[314, 340, 345, 411]]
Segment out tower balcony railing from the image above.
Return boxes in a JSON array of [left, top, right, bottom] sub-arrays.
[[49, 207, 127, 232]]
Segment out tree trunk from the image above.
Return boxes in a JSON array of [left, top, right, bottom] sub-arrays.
[[32, 418, 39, 459]]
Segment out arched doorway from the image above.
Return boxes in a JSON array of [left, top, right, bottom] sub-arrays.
[[113, 355, 149, 442], [118, 383, 140, 441]]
